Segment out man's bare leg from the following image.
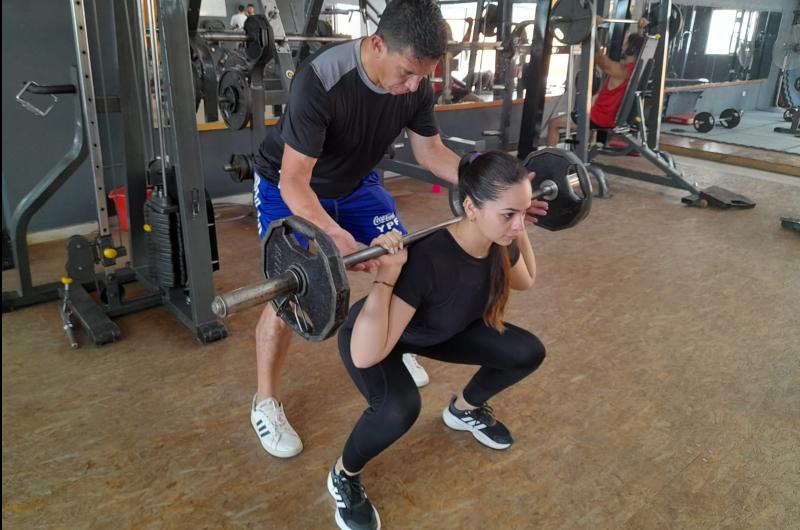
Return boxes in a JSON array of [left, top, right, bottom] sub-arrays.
[[547, 114, 569, 146], [250, 305, 303, 458], [256, 305, 293, 401]]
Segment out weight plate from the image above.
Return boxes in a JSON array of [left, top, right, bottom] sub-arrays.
[[693, 112, 715, 133], [262, 216, 349, 341], [218, 68, 252, 130]]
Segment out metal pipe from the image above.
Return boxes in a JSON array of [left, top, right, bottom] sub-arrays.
[[134, 0, 155, 162], [552, 15, 639, 25], [197, 29, 351, 43], [146, 0, 168, 191], [343, 217, 463, 267]]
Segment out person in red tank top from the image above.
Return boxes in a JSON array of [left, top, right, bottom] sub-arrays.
[[546, 17, 647, 146]]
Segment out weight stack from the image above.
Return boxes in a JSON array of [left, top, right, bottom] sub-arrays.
[[144, 197, 186, 289]]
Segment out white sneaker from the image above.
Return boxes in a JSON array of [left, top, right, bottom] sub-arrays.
[[250, 395, 303, 458], [402, 354, 430, 388]]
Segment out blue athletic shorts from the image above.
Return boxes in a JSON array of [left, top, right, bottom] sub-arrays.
[[254, 170, 408, 245]]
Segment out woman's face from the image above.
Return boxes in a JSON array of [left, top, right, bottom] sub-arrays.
[[474, 179, 532, 246]]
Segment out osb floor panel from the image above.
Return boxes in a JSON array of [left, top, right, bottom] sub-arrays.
[[3, 155, 800, 529]]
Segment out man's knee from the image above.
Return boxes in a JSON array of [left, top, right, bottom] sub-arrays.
[[256, 306, 290, 339]]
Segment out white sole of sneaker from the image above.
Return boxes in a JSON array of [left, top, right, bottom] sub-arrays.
[[441, 407, 511, 450], [402, 354, 430, 388], [327, 472, 382, 530], [250, 417, 303, 458]]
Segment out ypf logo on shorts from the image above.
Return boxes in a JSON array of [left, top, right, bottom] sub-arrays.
[[373, 213, 399, 233]]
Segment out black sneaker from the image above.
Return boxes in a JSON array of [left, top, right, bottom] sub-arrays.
[[327, 462, 381, 530], [442, 395, 513, 450]]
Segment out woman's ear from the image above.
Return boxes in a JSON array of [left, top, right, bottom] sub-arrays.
[[463, 196, 478, 221]]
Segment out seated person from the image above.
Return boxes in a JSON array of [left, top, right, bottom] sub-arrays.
[[546, 16, 647, 146], [432, 19, 482, 103]]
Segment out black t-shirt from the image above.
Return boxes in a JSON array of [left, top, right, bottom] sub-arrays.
[[345, 229, 521, 348], [254, 39, 439, 198]]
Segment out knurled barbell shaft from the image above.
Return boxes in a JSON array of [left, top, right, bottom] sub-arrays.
[[197, 30, 352, 43], [211, 185, 553, 319]]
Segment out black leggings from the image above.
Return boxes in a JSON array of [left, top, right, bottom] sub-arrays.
[[338, 315, 546, 472]]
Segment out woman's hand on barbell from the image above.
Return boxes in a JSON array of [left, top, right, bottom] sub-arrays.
[[370, 230, 408, 270], [526, 172, 549, 223]]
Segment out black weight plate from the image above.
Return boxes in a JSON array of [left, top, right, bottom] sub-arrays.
[[244, 14, 274, 65], [719, 108, 741, 129], [218, 69, 251, 130], [522, 148, 592, 231], [263, 216, 349, 341], [551, 0, 593, 45], [693, 112, 715, 133]]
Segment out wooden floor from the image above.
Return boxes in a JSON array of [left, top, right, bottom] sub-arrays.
[[3, 155, 799, 529]]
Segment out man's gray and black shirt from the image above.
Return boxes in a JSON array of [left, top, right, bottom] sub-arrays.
[[255, 39, 439, 198]]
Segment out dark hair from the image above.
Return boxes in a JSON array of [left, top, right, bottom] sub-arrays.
[[376, 0, 448, 60], [457, 150, 528, 332], [624, 33, 644, 57], [238, 5, 245, 12]]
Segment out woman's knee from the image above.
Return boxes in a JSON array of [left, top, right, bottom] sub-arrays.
[[509, 333, 546, 372], [374, 390, 422, 437]]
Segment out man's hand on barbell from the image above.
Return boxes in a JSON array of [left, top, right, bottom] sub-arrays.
[[329, 225, 379, 272]]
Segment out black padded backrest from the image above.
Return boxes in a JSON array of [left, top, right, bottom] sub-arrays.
[[613, 35, 659, 127]]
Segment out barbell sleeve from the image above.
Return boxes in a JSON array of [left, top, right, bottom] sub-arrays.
[[211, 271, 301, 318], [211, 184, 555, 319]]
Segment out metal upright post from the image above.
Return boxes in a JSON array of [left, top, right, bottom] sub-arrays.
[[516, 0, 552, 159], [465, 0, 486, 92], [498, 0, 514, 149], [574, 4, 596, 162], [646, 0, 670, 149], [156, 0, 226, 342], [116, 0, 154, 269]]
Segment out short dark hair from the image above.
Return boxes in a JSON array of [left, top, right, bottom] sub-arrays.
[[624, 33, 644, 57], [238, 4, 245, 12], [376, 0, 448, 60]]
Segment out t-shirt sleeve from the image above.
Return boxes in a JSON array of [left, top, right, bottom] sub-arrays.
[[405, 80, 439, 137], [392, 247, 435, 309], [280, 66, 331, 158]]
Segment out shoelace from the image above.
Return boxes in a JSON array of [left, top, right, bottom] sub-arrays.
[[338, 473, 368, 506], [470, 403, 497, 427], [259, 401, 288, 429]]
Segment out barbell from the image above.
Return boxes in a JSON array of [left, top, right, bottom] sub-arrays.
[[211, 148, 592, 341]]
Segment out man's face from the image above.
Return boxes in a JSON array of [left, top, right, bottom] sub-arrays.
[[375, 42, 438, 96], [246, 6, 255, 15]]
